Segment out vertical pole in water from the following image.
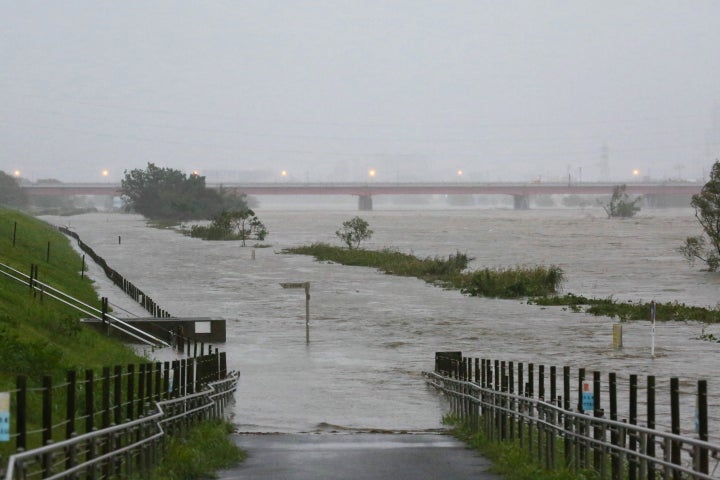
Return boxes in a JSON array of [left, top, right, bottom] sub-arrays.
[[650, 300, 656, 358], [304, 282, 310, 344]]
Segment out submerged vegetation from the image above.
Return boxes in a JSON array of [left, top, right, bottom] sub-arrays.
[[529, 293, 720, 323], [284, 243, 564, 298], [286, 244, 720, 323]]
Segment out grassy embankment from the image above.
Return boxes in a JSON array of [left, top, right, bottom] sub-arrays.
[[445, 416, 599, 480], [284, 243, 720, 325], [0, 208, 244, 477]]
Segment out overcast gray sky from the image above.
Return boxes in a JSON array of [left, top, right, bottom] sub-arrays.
[[1, 1, 719, 184]]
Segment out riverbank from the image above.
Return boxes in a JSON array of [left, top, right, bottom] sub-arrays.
[[0, 208, 244, 477]]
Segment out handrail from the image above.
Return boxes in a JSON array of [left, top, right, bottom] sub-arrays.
[[0, 261, 169, 347], [3, 371, 239, 479], [424, 371, 720, 479]]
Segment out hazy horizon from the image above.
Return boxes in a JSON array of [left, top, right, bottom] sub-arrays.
[[2, 1, 719, 184]]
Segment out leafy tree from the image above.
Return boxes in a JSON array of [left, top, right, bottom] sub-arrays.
[[679, 160, 720, 271], [120, 163, 247, 221], [0, 171, 28, 208], [602, 184, 641, 218], [189, 208, 268, 245], [336, 216, 373, 249]]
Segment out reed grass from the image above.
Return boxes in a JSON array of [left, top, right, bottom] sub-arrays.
[[530, 293, 720, 323], [284, 243, 564, 299]]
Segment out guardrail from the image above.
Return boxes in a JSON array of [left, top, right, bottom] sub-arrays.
[[424, 352, 720, 479], [3, 373, 238, 480], [1, 353, 236, 479], [0, 261, 168, 348]]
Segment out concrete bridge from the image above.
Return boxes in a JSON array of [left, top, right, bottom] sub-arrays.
[[22, 181, 702, 210]]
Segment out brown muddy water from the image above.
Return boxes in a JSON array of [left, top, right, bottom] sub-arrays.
[[42, 205, 720, 439]]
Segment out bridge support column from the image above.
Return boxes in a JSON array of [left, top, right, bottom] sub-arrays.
[[358, 195, 373, 211], [513, 195, 530, 210]]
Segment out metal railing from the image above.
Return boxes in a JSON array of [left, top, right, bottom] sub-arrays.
[[425, 369, 720, 479], [2, 373, 239, 480], [0, 261, 168, 348]]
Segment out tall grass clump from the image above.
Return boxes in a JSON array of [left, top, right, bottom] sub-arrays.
[[530, 294, 720, 323], [285, 243, 563, 299], [459, 265, 565, 298], [285, 243, 470, 280], [446, 416, 598, 480], [141, 421, 245, 480]]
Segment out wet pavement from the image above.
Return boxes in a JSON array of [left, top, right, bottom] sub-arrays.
[[217, 433, 501, 480]]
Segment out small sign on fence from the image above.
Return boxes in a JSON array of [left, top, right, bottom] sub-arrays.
[[0, 391, 10, 442], [581, 380, 594, 412]]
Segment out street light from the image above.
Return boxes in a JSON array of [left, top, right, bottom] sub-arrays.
[[280, 282, 311, 344], [13, 170, 20, 177], [101, 169, 109, 178], [368, 168, 376, 178]]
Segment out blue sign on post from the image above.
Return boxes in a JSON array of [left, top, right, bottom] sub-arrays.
[[0, 392, 10, 442], [581, 380, 594, 412]]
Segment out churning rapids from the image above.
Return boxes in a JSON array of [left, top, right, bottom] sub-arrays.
[[41, 204, 720, 439]]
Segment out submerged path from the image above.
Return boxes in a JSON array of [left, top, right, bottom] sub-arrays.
[[218, 433, 500, 480]]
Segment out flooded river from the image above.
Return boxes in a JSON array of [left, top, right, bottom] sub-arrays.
[[42, 203, 720, 438]]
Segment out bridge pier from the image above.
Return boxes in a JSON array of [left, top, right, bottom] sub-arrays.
[[358, 195, 373, 211], [513, 194, 530, 210]]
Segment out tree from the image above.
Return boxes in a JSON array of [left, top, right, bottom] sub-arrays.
[[0, 171, 28, 208], [189, 208, 268, 245], [120, 163, 247, 221], [679, 160, 720, 271], [225, 208, 268, 246], [336, 216, 373, 249], [602, 184, 641, 218]]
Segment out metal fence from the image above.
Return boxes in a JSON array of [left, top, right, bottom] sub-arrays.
[[3, 373, 238, 480], [1, 353, 237, 480], [425, 353, 720, 480]]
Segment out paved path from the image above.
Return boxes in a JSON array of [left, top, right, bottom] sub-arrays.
[[217, 433, 501, 480]]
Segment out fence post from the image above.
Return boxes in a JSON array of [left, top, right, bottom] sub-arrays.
[[85, 370, 95, 480], [15, 375, 26, 452], [102, 367, 110, 429], [126, 364, 135, 420], [629, 374, 638, 480], [646, 375, 656, 480], [138, 364, 145, 416], [577, 368, 587, 468], [66, 370, 77, 471], [563, 366, 571, 469], [670, 377, 680, 480], [527, 363, 534, 456], [696, 379, 708, 475], [85, 370, 94, 432], [509, 361, 515, 440], [163, 362, 171, 400], [593, 371, 603, 472], [113, 366, 122, 425], [609, 372, 621, 480], [187, 358, 195, 394], [172, 360, 181, 397], [155, 362, 162, 402], [42, 375, 52, 447]]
